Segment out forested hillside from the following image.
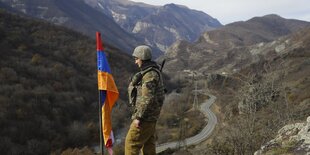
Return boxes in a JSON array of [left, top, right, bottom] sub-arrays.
[[0, 10, 135, 154]]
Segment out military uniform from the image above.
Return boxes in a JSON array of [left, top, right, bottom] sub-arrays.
[[125, 45, 165, 155]]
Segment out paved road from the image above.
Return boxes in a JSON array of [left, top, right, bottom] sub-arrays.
[[156, 94, 217, 153]]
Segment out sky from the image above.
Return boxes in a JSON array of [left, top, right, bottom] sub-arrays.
[[131, 0, 310, 25]]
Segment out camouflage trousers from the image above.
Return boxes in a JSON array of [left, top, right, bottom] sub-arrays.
[[125, 121, 156, 155]]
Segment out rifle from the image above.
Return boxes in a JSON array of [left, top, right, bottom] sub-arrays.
[[160, 59, 166, 72]]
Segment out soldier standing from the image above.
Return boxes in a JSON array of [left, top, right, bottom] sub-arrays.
[[125, 45, 165, 155]]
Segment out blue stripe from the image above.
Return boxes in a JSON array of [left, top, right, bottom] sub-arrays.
[[97, 50, 111, 73], [100, 90, 107, 106]]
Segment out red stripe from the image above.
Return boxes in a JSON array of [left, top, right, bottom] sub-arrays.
[[96, 32, 104, 51]]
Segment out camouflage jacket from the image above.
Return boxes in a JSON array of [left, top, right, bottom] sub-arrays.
[[128, 61, 165, 122]]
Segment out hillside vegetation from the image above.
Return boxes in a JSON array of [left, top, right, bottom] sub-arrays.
[[0, 10, 136, 154], [189, 28, 310, 155]]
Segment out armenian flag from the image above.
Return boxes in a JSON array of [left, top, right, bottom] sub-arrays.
[[96, 32, 119, 153]]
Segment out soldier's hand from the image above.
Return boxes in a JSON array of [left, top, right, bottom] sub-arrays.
[[133, 119, 141, 128]]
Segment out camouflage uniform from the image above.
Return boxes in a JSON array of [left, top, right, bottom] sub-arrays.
[[125, 60, 165, 155]]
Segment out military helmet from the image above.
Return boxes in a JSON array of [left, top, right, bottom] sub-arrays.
[[132, 45, 152, 60]]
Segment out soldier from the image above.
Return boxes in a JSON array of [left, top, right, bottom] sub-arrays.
[[125, 45, 165, 155]]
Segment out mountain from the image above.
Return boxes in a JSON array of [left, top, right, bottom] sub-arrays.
[[0, 0, 222, 57], [84, 0, 158, 31], [0, 0, 139, 54], [132, 4, 222, 52], [156, 15, 310, 154], [162, 24, 310, 155], [161, 15, 310, 76], [86, 0, 222, 54], [172, 24, 310, 155], [0, 10, 135, 154]]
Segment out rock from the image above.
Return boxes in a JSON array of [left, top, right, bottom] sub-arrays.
[[253, 150, 261, 155], [255, 116, 310, 154]]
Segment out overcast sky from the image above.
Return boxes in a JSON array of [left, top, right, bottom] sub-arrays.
[[131, 0, 310, 25]]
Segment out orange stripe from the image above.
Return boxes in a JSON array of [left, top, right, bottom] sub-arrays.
[[102, 102, 112, 146], [98, 71, 118, 92], [98, 71, 119, 146]]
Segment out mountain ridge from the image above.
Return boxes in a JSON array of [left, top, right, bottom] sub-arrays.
[[180, 26, 310, 155], [87, 0, 222, 54], [0, 0, 222, 57], [161, 14, 310, 76], [0, 0, 140, 54]]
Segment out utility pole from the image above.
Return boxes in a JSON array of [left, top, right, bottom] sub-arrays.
[[177, 118, 188, 150], [193, 80, 199, 110], [192, 71, 199, 110]]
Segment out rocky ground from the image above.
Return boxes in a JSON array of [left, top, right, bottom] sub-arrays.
[[255, 116, 310, 155]]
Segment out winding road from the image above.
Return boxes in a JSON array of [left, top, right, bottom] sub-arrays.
[[156, 94, 217, 153]]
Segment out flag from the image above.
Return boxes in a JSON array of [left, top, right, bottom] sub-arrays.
[[96, 32, 119, 152]]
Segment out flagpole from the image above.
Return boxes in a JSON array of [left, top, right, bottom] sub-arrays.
[[97, 32, 104, 155], [98, 91, 104, 155]]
